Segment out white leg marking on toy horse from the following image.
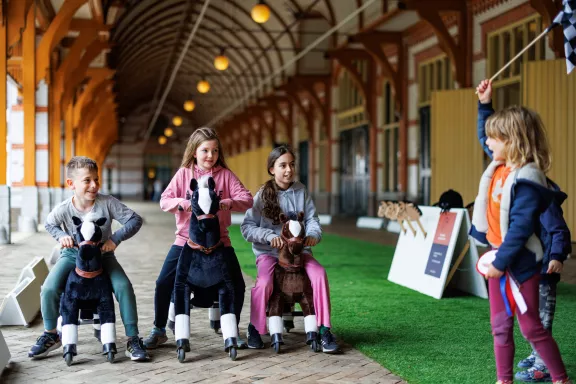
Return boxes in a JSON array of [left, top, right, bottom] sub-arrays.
[[62, 324, 78, 345], [198, 188, 212, 215], [168, 302, 175, 322], [209, 306, 220, 321], [93, 314, 101, 330], [57, 316, 63, 333], [80, 221, 96, 242], [175, 314, 190, 340], [100, 323, 116, 344], [304, 315, 318, 333], [220, 314, 238, 340], [288, 220, 301, 237], [269, 316, 283, 335]]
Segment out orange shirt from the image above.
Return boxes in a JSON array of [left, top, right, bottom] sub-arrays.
[[486, 165, 512, 247]]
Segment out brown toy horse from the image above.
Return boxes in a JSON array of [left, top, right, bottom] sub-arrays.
[[267, 211, 320, 353]]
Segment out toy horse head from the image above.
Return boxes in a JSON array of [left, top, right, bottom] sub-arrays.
[[72, 214, 107, 273], [279, 211, 305, 257], [189, 176, 220, 234]]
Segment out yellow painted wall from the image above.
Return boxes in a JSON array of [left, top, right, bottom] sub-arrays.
[[228, 145, 272, 195], [430, 89, 485, 205], [523, 59, 576, 232]]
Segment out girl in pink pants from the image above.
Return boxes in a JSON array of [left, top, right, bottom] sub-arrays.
[[241, 145, 340, 353]]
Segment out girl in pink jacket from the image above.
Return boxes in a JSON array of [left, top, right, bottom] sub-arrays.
[[143, 127, 253, 349]]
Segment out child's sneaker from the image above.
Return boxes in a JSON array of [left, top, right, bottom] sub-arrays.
[[28, 332, 62, 359], [320, 330, 340, 354], [246, 323, 264, 349], [518, 353, 537, 368], [126, 336, 150, 361], [143, 327, 168, 349], [496, 381, 514, 384], [515, 364, 551, 382], [553, 380, 572, 384]]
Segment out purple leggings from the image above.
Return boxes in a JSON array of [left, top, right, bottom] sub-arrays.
[[489, 273, 567, 381]]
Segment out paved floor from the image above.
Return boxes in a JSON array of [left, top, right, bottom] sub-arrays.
[[0, 202, 405, 384]]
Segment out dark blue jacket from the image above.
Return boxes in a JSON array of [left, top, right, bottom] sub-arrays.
[[474, 102, 571, 283]]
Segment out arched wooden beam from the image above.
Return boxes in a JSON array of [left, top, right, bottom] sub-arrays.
[[6, 0, 34, 55], [36, 0, 88, 84], [404, 0, 471, 87], [325, 48, 372, 101], [349, 31, 404, 112], [60, 40, 110, 108]]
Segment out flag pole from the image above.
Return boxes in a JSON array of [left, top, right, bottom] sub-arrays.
[[476, 27, 552, 93]]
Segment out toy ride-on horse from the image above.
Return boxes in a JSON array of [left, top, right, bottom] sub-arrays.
[[173, 176, 240, 362], [268, 212, 320, 354], [60, 214, 117, 366]]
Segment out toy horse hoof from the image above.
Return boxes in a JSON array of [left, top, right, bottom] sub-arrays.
[[107, 351, 115, 363], [64, 353, 74, 366], [167, 319, 175, 335], [177, 348, 186, 363], [94, 328, 101, 342], [273, 343, 281, 354], [284, 320, 294, 333], [229, 347, 237, 361]]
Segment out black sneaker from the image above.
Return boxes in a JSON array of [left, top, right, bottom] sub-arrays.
[[320, 330, 340, 354], [125, 336, 150, 361], [28, 332, 62, 359], [246, 323, 264, 349]]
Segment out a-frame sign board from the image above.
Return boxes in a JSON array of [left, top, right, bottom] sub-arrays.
[[388, 207, 488, 300]]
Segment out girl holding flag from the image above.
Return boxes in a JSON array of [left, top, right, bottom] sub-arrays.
[[474, 80, 571, 384]]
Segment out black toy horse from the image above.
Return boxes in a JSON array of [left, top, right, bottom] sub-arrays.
[[267, 212, 319, 353], [60, 214, 117, 366], [173, 176, 239, 362]]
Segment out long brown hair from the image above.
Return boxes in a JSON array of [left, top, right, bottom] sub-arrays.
[[180, 127, 229, 169], [261, 145, 296, 224], [485, 106, 551, 173]]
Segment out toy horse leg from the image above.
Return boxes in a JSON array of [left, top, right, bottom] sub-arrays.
[[300, 295, 319, 352], [97, 294, 117, 363], [60, 299, 79, 366], [218, 285, 238, 360], [268, 293, 285, 353], [167, 301, 176, 334], [173, 280, 191, 360], [208, 301, 220, 333], [92, 313, 101, 342], [282, 303, 294, 333]]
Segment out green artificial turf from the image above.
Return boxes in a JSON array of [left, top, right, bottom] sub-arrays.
[[229, 225, 576, 384]]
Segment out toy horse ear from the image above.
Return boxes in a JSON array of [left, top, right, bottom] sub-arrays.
[[95, 217, 107, 226], [207, 177, 216, 190], [72, 216, 82, 226], [279, 213, 288, 223], [297, 211, 305, 222], [190, 178, 198, 191]]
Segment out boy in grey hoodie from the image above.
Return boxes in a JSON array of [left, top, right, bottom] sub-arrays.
[[241, 145, 340, 353]]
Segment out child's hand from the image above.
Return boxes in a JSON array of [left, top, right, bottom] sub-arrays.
[[304, 236, 319, 247], [101, 239, 117, 253], [476, 79, 492, 104], [485, 264, 504, 279], [547, 260, 563, 274], [270, 236, 284, 249], [59, 236, 74, 248]]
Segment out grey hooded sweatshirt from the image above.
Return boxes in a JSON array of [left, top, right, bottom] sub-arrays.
[[241, 181, 322, 258]]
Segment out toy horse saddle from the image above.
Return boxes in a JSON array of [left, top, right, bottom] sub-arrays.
[[187, 238, 223, 254]]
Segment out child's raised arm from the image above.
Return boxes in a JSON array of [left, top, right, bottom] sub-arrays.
[[476, 79, 495, 159]]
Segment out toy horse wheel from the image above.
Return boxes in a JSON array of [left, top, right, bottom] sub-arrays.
[[65, 353, 74, 366], [107, 351, 115, 363], [310, 340, 319, 352], [177, 348, 186, 363], [229, 347, 237, 361], [273, 343, 281, 354]]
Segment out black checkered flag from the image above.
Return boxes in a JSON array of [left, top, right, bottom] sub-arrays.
[[550, 0, 576, 74]]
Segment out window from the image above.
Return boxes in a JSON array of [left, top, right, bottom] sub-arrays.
[[487, 15, 544, 110], [418, 55, 454, 106], [382, 81, 399, 192], [337, 60, 368, 131]]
